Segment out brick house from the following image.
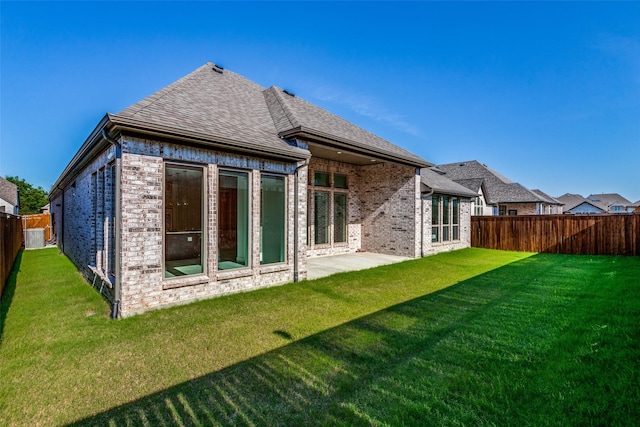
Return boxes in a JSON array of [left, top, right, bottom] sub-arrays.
[[0, 176, 20, 214], [437, 160, 562, 215], [50, 63, 471, 317]]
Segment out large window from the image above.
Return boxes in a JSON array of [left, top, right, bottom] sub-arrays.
[[314, 191, 330, 245], [165, 164, 204, 278], [431, 195, 440, 242], [261, 175, 285, 264], [432, 195, 460, 244], [333, 193, 347, 243], [310, 171, 349, 247], [219, 170, 249, 270]]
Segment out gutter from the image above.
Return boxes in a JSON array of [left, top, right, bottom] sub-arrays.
[[102, 129, 122, 319]]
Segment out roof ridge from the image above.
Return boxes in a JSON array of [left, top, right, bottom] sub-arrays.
[[264, 86, 299, 131]]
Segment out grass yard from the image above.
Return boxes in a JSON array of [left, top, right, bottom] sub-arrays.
[[0, 248, 638, 426]]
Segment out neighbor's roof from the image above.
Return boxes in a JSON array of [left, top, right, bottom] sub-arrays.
[[437, 160, 551, 204], [0, 176, 18, 206], [531, 189, 563, 205], [113, 62, 428, 167], [587, 193, 633, 208], [556, 193, 606, 212], [420, 167, 479, 197], [452, 177, 485, 194]]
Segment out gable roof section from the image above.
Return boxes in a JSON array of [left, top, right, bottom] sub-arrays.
[[420, 168, 478, 197], [587, 193, 633, 208], [556, 193, 606, 212], [0, 176, 18, 206], [437, 160, 549, 204], [531, 189, 563, 205], [264, 86, 428, 167]]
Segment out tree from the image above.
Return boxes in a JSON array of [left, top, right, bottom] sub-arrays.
[[5, 176, 49, 215]]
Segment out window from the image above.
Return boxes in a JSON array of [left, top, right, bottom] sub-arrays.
[[452, 198, 459, 240], [508, 209, 517, 216], [314, 191, 329, 244], [333, 193, 347, 243], [164, 164, 204, 277], [218, 170, 249, 270], [431, 195, 440, 242], [499, 205, 506, 216], [107, 163, 116, 278], [432, 195, 460, 243], [314, 172, 330, 187], [442, 196, 450, 241], [334, 174, 348, 189], [261, 175, 285, 264]]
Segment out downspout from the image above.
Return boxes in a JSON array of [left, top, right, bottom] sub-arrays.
[[293, 159, 309, 283], [102, 129, 122, 319]]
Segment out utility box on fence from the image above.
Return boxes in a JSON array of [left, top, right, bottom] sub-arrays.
[[25, 228, 45, 249]]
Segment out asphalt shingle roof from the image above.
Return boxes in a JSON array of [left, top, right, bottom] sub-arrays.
[[587, 193, 633, 208], [113, 62, 427, 166], [437, 160, 550, 204], [264, 87, 427, 166], [0, 176, 18, 206], [556, 193, 606, 212], [420, 168, 478, 197]]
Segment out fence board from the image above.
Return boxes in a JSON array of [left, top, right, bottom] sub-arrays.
[[22, 213, 51, 241], [1, 213, 24, 297], [471, 214, 640, 256]]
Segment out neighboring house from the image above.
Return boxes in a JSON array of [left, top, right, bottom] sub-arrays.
[[0, 177, 19, 214], [452, 177, 495, 216], [437, 160, 559, 215], [556, 193, 606, 214], [531, 189, 564, 214], [420, 167, 477, 254], [587, 193, 635, 213], [50, 62, 467, 317], [634, 201, 640, 213]]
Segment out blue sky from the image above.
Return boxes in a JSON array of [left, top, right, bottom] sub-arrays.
[[2, 1, 639, 202]]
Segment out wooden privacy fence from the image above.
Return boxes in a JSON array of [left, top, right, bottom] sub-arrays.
[[1, 213, 24, 297], [471, 214, 640, 256], [22, 213, 52, 241]]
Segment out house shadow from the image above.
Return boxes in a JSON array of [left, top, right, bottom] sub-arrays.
[[68, 256, 549, 426], [0, 250, 22, 346]]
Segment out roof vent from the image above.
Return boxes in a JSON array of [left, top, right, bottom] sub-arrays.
[[212, 64, 224, 74], [459, 163, 466, 166], [283, 89, 295, 97]]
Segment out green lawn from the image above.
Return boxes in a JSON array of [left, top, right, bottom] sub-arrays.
[[1, 248, 638, 426]]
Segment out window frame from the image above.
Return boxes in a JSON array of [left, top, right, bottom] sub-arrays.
[[217, 168, 251, 271], [260, 173, 287, 265], [163, 162, 207, 279]]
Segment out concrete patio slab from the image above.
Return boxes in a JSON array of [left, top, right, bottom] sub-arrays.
[[306, 252, 412, 280]]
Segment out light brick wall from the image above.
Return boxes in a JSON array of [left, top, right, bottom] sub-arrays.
[[117, 136, 305, 316], [50, 146, 118, 302], [360, 163, 420, 257], [501, 203, 539, 215]]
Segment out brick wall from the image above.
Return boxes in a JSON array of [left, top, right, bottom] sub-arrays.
[[117, 136, 305, 316], [360, 163, 420, 257]]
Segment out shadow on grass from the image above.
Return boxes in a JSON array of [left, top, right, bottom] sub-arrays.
[[68, 254, 638, 426], [0, 250, 22, 346]]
